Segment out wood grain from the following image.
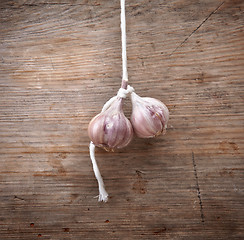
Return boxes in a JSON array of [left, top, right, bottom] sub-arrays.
[[0, 0, 243, 239]]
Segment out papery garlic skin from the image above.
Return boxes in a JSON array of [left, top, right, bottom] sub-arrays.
[[88, 98, 133, 151], [130, 92, 169, 138]]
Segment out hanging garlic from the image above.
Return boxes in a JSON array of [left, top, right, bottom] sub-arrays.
[[88, 92, 133, 202], [87, 0, 170, 202], [130, 92, 169, 138], [88, 97, 133, 152]]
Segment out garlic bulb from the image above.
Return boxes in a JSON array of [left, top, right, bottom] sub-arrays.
[[88, 97, 133, 151], [130, 92, 169, 138]]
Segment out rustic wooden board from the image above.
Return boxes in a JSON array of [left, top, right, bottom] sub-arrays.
[[0, 0, 243, 239]]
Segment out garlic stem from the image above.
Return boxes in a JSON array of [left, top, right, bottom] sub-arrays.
[[101, 96, 117, 112], [120, 0, 128, 86], [89, 142, 108, 202]]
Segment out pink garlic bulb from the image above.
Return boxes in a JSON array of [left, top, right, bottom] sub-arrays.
[[130, 92, 169, 138], [88, 98, 133, 151]]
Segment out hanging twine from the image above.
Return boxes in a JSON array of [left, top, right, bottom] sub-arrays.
[[89, 0, 129, 202]]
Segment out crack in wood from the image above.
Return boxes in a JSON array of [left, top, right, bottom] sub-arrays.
[[170, 1, 225, 56], [192, 152, 205, 223], [14, 195, 25, 201]]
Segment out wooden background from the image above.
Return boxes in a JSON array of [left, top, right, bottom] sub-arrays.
[[0, 0, 243, 239]]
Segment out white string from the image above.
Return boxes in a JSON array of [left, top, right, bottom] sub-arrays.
[[89, 0, 132, 202], [125, 85, 134, 94], [121, 0, 128, 82], [89, 142, 109, 202]]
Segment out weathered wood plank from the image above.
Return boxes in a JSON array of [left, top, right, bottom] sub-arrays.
[[0, 0, 243, 239]]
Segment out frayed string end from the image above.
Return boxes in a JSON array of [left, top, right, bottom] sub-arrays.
[[89, 142, 109, 202]]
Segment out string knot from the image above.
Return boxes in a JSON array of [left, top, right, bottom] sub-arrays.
[[117, 85, 134, 98], [127, 85, 134, 94], [117, 88, 128, 98]]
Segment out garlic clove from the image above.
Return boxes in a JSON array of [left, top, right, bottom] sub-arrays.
[[130, 92, 169, 138], [88, 98, 133, 151]]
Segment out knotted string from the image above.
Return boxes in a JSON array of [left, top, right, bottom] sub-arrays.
[[102, 85, 134, 112], [89, 0, 132, 202]]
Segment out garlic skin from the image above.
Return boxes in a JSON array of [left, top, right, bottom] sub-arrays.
[[88, 98, 133, 151], [130, 92, 169, 138]]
